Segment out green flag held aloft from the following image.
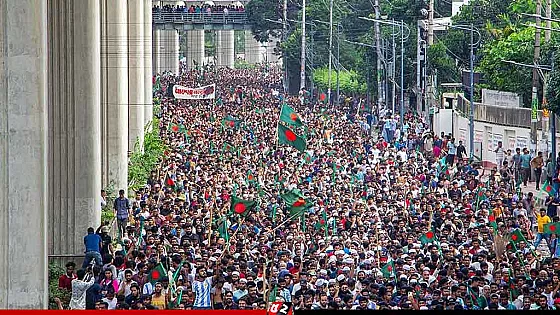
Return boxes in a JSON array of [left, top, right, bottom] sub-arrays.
[[381, 261, 395, 278], [544, 222, 560, 234], [223, 116, 240, 129], [278, 124, 306, 152], [510, 229, 526, 244], [280, 103, 304, 127], [419, 231, 436, 245], [230, 195, 256, 216], [147, 263, 167, 284]]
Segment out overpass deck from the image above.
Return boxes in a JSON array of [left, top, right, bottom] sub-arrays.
[[153, 11, 251, 30]]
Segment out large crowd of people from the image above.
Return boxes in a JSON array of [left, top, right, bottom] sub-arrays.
[[61, 65, 560, 310]]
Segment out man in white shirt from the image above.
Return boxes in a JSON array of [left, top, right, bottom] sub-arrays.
[[69, 269, 95, 310]]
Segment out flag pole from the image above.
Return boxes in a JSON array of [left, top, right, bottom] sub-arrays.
[[271, 211, 306, 233], [219, 216, 246, 260]]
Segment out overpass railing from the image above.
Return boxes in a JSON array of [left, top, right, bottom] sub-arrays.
[[152, 11, 248, 25]]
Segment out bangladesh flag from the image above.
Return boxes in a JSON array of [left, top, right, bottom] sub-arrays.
[[278, 124, 306, 152], [223, 116, 240, 129], [217, 217, 230, 242], [381, 261, 395, 278], [165, 173, 175, 188], [280, 103, 304, 127], [281, 189, 312, 217], [542, 179, 556, 197], [544, 222, 560, 234], [419, 230, 436, 245], [222, 142, 236, 152], [147, 263, 166, 284], [314, 211, 328, 230], [510, 229, 526, 244], [247, 170, 256, 183], [168, 123, 180, 133], [488, 214, 498, 232], [230, 195, 256, 216]]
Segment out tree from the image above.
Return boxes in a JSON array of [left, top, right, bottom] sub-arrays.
[[547, 52, 560, 114]]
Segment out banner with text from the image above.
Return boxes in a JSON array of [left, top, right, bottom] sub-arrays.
[[173, 84, 216, 100]]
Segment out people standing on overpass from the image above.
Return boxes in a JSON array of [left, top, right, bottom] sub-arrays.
[[114, 189, 131, 240]]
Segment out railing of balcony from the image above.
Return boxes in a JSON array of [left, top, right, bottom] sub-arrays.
[[152, 11, 248, 24]]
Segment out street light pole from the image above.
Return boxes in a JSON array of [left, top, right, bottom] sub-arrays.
[[336, 24, 341, 106], [469, 23, 475, 160], [327, 0, 333, 105], [300, 0, 306, 90], [401, 20, 405, 129]]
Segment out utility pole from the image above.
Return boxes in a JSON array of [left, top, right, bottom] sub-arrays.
[[336, 24, 341, 106], [327, 0, 333, 105], [392, 20, 396, 115], [531, 0, 542, 153], [545, 0, 552, 42], [400, 20, 405, 128], [300, 0, 306, 90], [469, 24, 475, 159], [428, 0, 434, 45], [283, 0, 288, 94], [374, 0, 383, 114]]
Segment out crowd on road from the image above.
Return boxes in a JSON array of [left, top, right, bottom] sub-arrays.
[[61, 65, 560, 310]]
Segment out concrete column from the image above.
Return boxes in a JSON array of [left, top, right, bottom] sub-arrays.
[[245, 30, 264, 64], [152, 29, 161, 74], [186, 30, 205, 70], [101, 0, 129, 190], [47, 0, 102, 257], [144, 0, 153, 125], [128, 0, 145, 151], [265, 37, 279, 64], [160, 30, 179, 73], [0, 0, 49, 308], [217, 30, 235, 68]]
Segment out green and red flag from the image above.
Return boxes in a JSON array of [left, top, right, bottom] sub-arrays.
[[223, 116, 240, 129], [488, 214, 498, 233], [542, 179, 556, 197], [246, 170, 256, 183], [168, 123, 180, 133], [280, 103, 304, 127], [544, 222, 560, 234], [281, 189, 312, 217], [315, 211, 328, 230], [510, 229, 526, 244], [277, 124, 306, 152], [419, 230, 436, 245], [165, 172, 176, 188], [222, 142, 236, 152], [230, 195, 256, 216], [381, 261, 395, 278], [147, 263, 167, 284]]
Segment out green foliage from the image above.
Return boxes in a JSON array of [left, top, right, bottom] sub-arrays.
[[246, 0, 282, 42], [128, 117, 166, 192], [312, 67, 367, 94], [428, 42, 461, 83], [478, 27, 534, 106], [48, 262, 71, 310], [547, 53, 560, 114], [235, 59, 256, 69]]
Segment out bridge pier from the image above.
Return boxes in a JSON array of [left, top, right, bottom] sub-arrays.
[[245, 30, 265, 64], [0, 0, 49, 308], [217, 30, 235, 68], [47, 0, 102, 265], [101, 0, 129, 191], [144, 0, 153, 125], [128, 0, 146, 151], [159, 30, 180, 74], [186, 30, 205, 70]]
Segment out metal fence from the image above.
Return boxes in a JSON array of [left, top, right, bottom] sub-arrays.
[[152, 11, 248, 25]]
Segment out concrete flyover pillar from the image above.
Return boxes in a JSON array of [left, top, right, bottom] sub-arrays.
[[245, 30, 265, 64], [216, 30, 235, 68], [264, 37, 280, 64], [101, 0, 129, 190], [0, 0, 49, 308], [47, 0, 102, 258], [186, 30, 205, 70], [152, 29, 161, 74], [159, 30, 179, 74], [144, 0, 153, 126], [128, 0, 145, 151]]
